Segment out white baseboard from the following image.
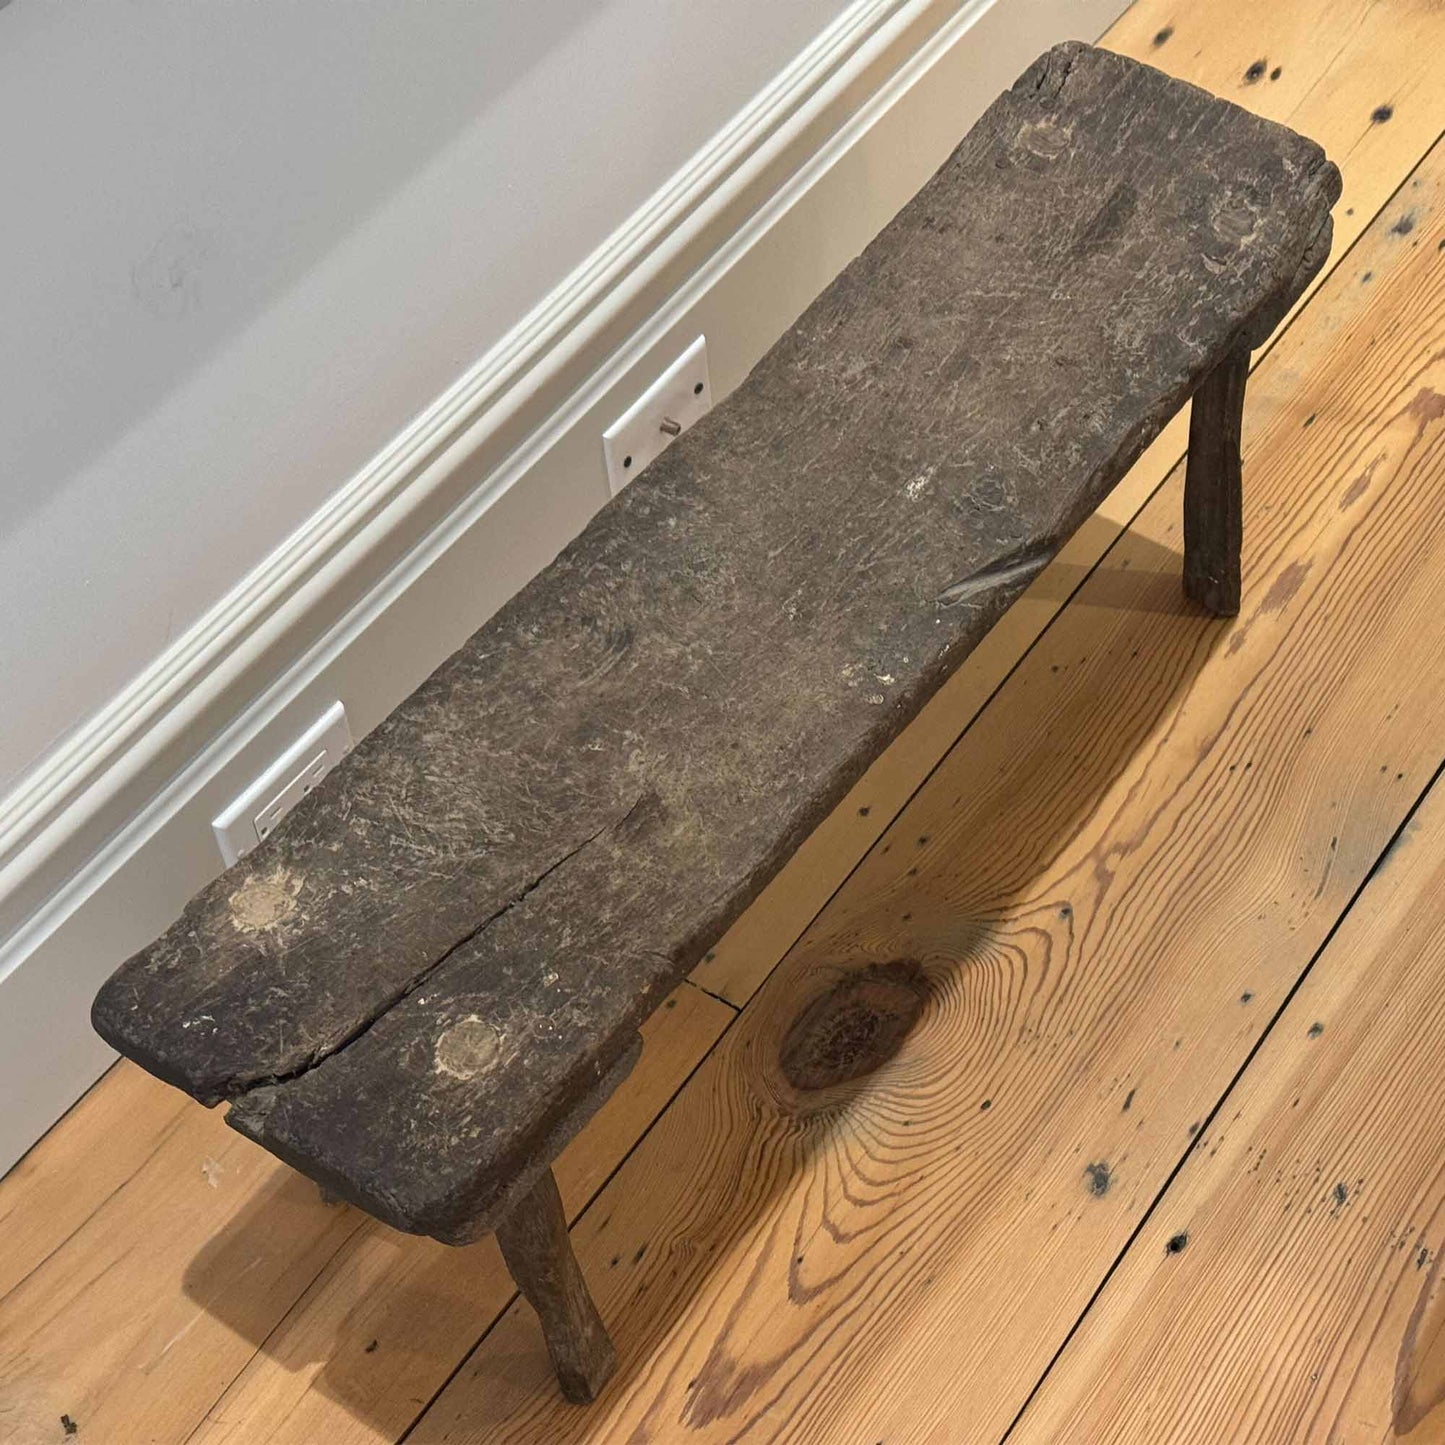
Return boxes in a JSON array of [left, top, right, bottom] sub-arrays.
[[0, 0, 1127, 1176]]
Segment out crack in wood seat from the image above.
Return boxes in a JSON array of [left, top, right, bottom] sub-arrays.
[[93, 42, 1339, 1404]]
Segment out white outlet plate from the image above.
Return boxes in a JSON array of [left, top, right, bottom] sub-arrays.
[[602, 335, 712, 495], [212, 701, 353, 865]]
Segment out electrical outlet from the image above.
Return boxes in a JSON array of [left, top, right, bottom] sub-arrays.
[[602, 335, 712, 495], [212, 702, 353, 865]]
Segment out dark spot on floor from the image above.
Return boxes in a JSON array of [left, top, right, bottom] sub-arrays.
[[1085, 1161, 1112, 1196], [61, 1419, 78, 1438], [1304, 413, 1316, 428], [1334, 1181, 1349, 1208], [1341, 470, 1371, 509], [1392, 213, 1416, 236], [1241, 991, 1254, 1003], [1270, 66, 1282, 80], [634, 1243, 648, 1263], [1188, 1121, 1201, 1137], [1309, 1021, 1325, 1038], [1409, 388, 1445, 427], [1244, 59, 1267, 84], [858, 805, 871, 817], [665, 997, 677, 1008], [1166, 1232, 1189, 1254], [1372, 104, 1394, 124], [364, 1338, 378, 1353], [980, 1098, 992, 1111], [1361, 271, 1374, 284], [1418, 1244, 1431, 1269], [1123, 1088, 1136, 1112], [1153, 24, 1173, 46], [1260, 558, 1310, 616]]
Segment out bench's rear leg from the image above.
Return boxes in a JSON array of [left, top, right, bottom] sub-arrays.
[[495, 1165, 617, 1404], [1183, 343, 1249, 616]]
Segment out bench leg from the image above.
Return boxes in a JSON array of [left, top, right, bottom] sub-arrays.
[[1183, 343, 1249, 617], [494, 1165, 617, 1404]]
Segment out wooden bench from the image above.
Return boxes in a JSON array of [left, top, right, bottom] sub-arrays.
[[92, 42, 1339, 1405]]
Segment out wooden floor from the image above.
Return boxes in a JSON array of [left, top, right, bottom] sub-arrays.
[[5, 2, 1445, 1441]]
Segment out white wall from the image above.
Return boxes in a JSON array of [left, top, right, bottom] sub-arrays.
[[0, 0, 850, 793], [0, 0, 1128, 1173]]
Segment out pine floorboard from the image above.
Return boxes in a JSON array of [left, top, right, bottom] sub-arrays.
[[409, 125, 1445, 1445]]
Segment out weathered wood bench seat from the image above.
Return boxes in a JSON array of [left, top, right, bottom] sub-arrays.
[[93, 42, 1338, 1404]]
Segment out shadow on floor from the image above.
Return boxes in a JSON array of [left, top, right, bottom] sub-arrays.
[[181, 533, 1226, 1440]]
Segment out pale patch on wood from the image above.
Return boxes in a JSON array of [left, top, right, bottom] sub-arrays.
[[226, 868, 302, 934], [434, 1016, 503, 1081]]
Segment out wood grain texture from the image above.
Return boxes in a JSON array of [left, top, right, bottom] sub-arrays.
[[182, 981, 728, 1445], [1011, 774, 1445, 1444], [0, 1071, 357, 1445], [407, 137, 1445, 1444], [1109, 0, 1444, 289], [162, 26, 1445, 1441], [0, 984, 729, 1445], [92, 43, 1337, 1243], [5, 6, 1444, 1444], [690, 0, 1445, 1009], [0, 1062, 187, 1302]]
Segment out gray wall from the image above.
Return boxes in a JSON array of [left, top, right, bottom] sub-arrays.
[[0, 0, 849, 791]]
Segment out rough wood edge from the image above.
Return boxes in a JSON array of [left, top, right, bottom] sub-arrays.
[[494, 1166, 618, 1404], [1184, 344, 1249, 617]]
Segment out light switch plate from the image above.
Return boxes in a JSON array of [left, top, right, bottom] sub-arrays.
[[602, 336, 712, 495], [212, 701, 353, 865]]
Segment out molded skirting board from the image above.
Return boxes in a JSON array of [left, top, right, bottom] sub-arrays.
[[0, 0, 1126, 1175]]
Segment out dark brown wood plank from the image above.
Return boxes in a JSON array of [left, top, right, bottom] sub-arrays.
[[93, 41, 1338, 1240]]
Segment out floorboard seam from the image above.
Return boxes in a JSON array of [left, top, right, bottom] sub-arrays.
[[996, 749, 1445, 1443], [395, 985, 751, 1443]]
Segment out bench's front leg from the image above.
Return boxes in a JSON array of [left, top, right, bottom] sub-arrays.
[[1183, 342, 1250, 617], [495, 1165, 617, 1404]]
